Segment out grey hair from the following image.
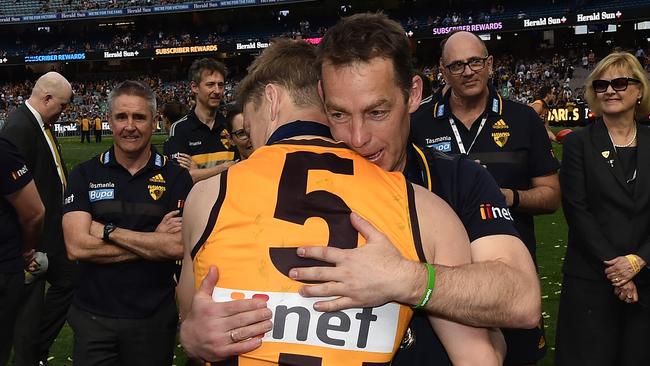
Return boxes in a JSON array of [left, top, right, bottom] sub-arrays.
[[107, 80, 157, 118]]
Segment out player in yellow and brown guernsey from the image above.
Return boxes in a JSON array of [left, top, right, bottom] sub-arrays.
[[177, 39, 501, 366]]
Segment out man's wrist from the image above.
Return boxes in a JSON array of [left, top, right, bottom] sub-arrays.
[[103, 223, 116, 242], [401, 260, 430, 306]]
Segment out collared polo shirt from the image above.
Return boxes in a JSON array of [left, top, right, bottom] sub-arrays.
[[163, 109, 235, 168], [410, 86, 559, 258], [63, 146, 193, 318]]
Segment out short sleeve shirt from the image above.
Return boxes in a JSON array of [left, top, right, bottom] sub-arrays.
[[63, 146, 193, 318], [410, 87, 559, 258], [0, 138, 33, 272]]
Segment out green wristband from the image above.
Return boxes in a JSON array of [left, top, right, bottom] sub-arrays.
[[412, 263, 436, 309]]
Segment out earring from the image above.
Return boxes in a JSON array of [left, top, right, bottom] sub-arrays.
[[638, 98, 642, 105]]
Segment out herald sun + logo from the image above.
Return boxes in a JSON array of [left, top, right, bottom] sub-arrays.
[[479, 203, 513, 221], [212, 287, 400, 353]]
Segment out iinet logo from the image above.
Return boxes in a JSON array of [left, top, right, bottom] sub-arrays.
[[479, 203, 513, 221], [213, 287, 400, 353]]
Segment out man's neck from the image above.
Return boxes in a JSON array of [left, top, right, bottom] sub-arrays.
[[194, 103, 217, 128], [449, 88, 490, 129], [114, 146, 152, 175]]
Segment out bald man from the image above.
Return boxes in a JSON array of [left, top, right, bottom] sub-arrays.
[[0, 71, 77, 366], [409, 30, 560, 366]]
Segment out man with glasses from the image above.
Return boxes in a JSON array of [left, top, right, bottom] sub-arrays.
[[164, 58, 236, 183], [410, 30, 560, 366]]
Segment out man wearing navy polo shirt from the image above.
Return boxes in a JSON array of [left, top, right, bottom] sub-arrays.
[[410, 31, 560, 365], [0, 138, 45, 365], [164, 58, 236, 183], [62, 81, 193, 364]]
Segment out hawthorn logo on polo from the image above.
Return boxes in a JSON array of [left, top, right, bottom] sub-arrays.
[[149, 174, 165, 183], [148, 185, 166, 200], [212, 287, 400, 352], [491, 131, 510, 147], [220, 129, 231, 149], [479, 203, 513, 221], [492, 119, 509, 129]]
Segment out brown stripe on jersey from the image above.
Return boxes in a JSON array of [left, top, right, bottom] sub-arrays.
[[191, 171, 228, 260], [406, 182, 426, 263], [211, 356, 237, 366], [278, 353, 322, 366]]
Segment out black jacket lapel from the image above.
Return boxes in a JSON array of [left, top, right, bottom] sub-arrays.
[[590, 119, 630, 192], [634, 124, 649, 200], [18, 104, 60, 173]]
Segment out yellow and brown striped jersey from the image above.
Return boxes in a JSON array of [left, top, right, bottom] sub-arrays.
[[192, 138, 426, 366]]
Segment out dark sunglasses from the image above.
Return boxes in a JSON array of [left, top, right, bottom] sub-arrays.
[[592, 77, 641, 93]]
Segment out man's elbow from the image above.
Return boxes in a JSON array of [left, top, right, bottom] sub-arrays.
[[65, 243, 82, 261], [22, 208, 45, 232], [513, 283, 542, 329]]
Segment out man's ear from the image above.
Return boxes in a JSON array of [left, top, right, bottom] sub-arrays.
[[318, 80, 326, 104], [264, 84, 280, 123], [408, 74, 423, 113]]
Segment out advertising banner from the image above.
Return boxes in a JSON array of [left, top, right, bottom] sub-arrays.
[[0, 0, 312, 24]]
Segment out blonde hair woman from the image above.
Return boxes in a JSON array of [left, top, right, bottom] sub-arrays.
[[556, 51, 650, 365]]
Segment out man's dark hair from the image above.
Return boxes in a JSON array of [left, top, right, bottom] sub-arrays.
[[107, 80, 157, 118], [537, 86, 553, 100], [188, 58, 228, 84], [224, 103, 243, 133], [315, 12, 414, 99], [161, 102, 188, 124], [415, 71, 432, 100]]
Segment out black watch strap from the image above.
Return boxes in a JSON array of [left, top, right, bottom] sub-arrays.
[[511, 189, 520, 209], [103, 223, 116, 242]]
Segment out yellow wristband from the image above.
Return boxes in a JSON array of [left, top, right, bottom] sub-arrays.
[[626, 255, 640, 274]]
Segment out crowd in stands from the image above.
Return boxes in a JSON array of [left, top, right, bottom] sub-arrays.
[[1, 51, 606, 130], [0, 75, 240, 128]]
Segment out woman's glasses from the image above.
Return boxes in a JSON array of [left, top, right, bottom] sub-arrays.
[[592, 77, 641, 93]]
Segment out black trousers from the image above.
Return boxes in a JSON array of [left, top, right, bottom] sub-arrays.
[[68, 299, 178, 366], [556, 275, 650, 366], [81, 131, 90, 143], [94, 130, 102, 143], [0, 271, 24, 365], [13, 253, 77, 366]]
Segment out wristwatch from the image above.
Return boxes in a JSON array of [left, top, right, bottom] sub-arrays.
[[103, 223, 116, 242]]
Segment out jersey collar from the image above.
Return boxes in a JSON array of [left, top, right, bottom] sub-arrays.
[[432, 85, 503, 121], [266, 121, 333, 145], [99, 146, 166, 171]]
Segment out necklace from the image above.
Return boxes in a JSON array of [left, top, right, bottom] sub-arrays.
[[608, 126, 637, 150]]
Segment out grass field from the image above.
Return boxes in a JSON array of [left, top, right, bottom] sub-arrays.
[[36, 132, 568, 366]]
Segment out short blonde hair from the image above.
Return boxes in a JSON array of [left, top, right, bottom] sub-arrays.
[[236, 38, 321, 110], [585, 51, 650, 118]]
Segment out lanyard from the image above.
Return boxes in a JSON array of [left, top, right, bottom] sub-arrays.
[[448, 114, 488, 155]]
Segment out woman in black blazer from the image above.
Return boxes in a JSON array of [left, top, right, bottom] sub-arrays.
[[556, 52, 650, 365]]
